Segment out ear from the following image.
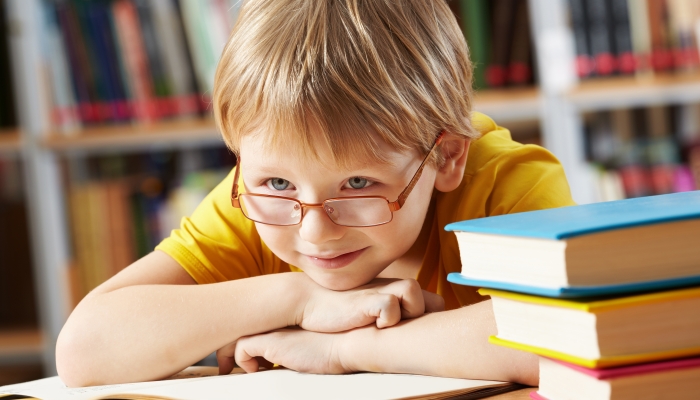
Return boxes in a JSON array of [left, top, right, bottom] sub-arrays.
[[434, 133, 471, 193]]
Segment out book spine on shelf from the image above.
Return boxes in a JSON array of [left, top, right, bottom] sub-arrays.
[[134, 0, 177, 119], [73, 0, 119, 123], [627, 0, 654, 74], [54, 1, 100, 124], [178, 0, 217, 99], [486, 0, 516, 87], [40, 1, 81, 133], [111, 0, 160, 123], [585, 0, 617, 76], [506, 0, 533, 86], [83, 1, 130, 122], [666, 0, 700, 70], [607, 0, 636, 74], [94, 1, 132, 121], [0, 0, 17, 128], [647, 0, 674, 72], [568, 0, 594, 78], [646, 106, 679, 195], [459, 0, 491, 89], [150, 0, 200, 117]]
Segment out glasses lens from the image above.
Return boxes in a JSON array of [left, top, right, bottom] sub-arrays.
[[324, 197, 392, 227], [239, 194, 302, 225]]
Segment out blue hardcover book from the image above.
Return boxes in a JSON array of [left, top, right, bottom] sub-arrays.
[[445, 191, 700, 297]]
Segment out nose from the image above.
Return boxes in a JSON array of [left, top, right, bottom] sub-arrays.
[[298, 204, 346, 244]]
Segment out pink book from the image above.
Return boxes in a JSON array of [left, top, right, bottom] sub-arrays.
[[530, 355, 700, 399]]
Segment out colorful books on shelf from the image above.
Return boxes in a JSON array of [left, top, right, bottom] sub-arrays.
[[568, 0, 700, 79], [39, 0, 242, 132], [446, 191, 700, 400], [456, 0, 534, 89], [532, 356, 700, 400]]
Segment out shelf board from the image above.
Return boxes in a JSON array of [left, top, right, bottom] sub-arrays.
[[42, 118, 224, 153], [39, 92, 543, 153], [0, 129, 22, 154], [568, 71, 700, 111], [473, 87, 541, 122], [0, 328, 44, 366]]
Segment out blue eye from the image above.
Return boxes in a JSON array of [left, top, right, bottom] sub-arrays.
[[346, 177, 372, 189], [267, 178, 290, 190]]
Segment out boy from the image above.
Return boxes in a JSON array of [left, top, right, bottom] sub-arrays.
[[56, 0, 575, 387]]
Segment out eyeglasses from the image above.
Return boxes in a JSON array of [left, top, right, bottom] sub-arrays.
[[231, 132, 445, 227]]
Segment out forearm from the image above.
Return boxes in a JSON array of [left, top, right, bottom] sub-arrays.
[[346, 300, 538, 385], [57, 273, 305, 386]]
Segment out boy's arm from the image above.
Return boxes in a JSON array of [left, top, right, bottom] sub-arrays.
[[231, 300, 539, 385], [56, 251, 433, 387]]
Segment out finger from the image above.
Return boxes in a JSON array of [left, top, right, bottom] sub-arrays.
[[234, 337, 263, 373], [256, 356, 275, 371], [377, 279, 425, 319], [216, 342, 237, 375], [365, 293, 401, 328], [423, 290, 445, 313]]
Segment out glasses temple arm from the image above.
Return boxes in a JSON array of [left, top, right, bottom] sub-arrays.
[[389, 131, 445, 212], [231, 156, 241, 208]]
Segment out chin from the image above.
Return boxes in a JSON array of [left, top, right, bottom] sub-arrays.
[[308, 271, 375, 291]]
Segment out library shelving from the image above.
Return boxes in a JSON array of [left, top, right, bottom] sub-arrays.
[[3, 0, 700, 379], [569, 72, 700, 112], [0, 329, 43, 366], [43, 118, 222, 153], [0, 129, 21, 154]]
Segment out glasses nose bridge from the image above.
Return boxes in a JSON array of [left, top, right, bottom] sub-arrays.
[[298, 201, 333, 223]]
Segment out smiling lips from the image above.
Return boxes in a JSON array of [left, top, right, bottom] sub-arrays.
[[305, 248, 368, 269]]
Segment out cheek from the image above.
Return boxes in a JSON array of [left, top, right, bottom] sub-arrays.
[[254, 224, 296, 259]]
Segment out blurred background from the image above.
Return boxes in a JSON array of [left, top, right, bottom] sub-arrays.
[[1, 0, 699, 385]]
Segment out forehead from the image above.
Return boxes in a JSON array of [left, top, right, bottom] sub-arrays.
[[239, 127, 419, 174]]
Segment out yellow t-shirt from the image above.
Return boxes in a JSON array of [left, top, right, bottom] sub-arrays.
[[155, 112, 576, 310]]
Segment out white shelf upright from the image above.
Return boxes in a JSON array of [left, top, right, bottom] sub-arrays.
[[6, 0, 71, 376], [528, 0, 598, 205]]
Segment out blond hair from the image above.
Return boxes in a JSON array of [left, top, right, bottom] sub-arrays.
[[213, 0, 476, 168]]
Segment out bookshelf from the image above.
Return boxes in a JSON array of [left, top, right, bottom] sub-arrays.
[[0, 129, 21, 154], [0, 329, 44, 366], [569, 72, 700, 111], [43, 118, 222, 153], [37, 90, 542, 154], [2, 0, 700, 380]]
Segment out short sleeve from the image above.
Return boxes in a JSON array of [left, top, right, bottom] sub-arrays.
[[482, 144, 578, 216], [155, 166, 290, 284]]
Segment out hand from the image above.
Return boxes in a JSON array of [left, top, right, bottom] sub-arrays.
[[216, 328, 352, 375], [298, 277, 445, 333]]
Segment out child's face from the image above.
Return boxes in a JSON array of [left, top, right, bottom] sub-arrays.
[[239, 131, 438, 291]]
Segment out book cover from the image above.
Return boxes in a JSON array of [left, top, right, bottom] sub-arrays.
[[489, 336, 700, 369], [481, 287, 700, 367], [547, 354, 700, 380], [444, 191, 700, 240]]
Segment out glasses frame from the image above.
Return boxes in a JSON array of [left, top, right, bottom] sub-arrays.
[[231, 131, 445, 227]]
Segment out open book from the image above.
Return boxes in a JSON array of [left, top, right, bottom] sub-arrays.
[[0, 366, 522, 400]]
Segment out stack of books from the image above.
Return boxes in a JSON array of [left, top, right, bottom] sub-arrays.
[[445, 191, 700, 400]]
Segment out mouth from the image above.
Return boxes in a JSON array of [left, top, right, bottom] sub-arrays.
[[304, 247, 368, 270]]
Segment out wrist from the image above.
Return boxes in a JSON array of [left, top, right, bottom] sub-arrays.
[[339, 325, 382, 373], [285, 272, 315, 327]]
